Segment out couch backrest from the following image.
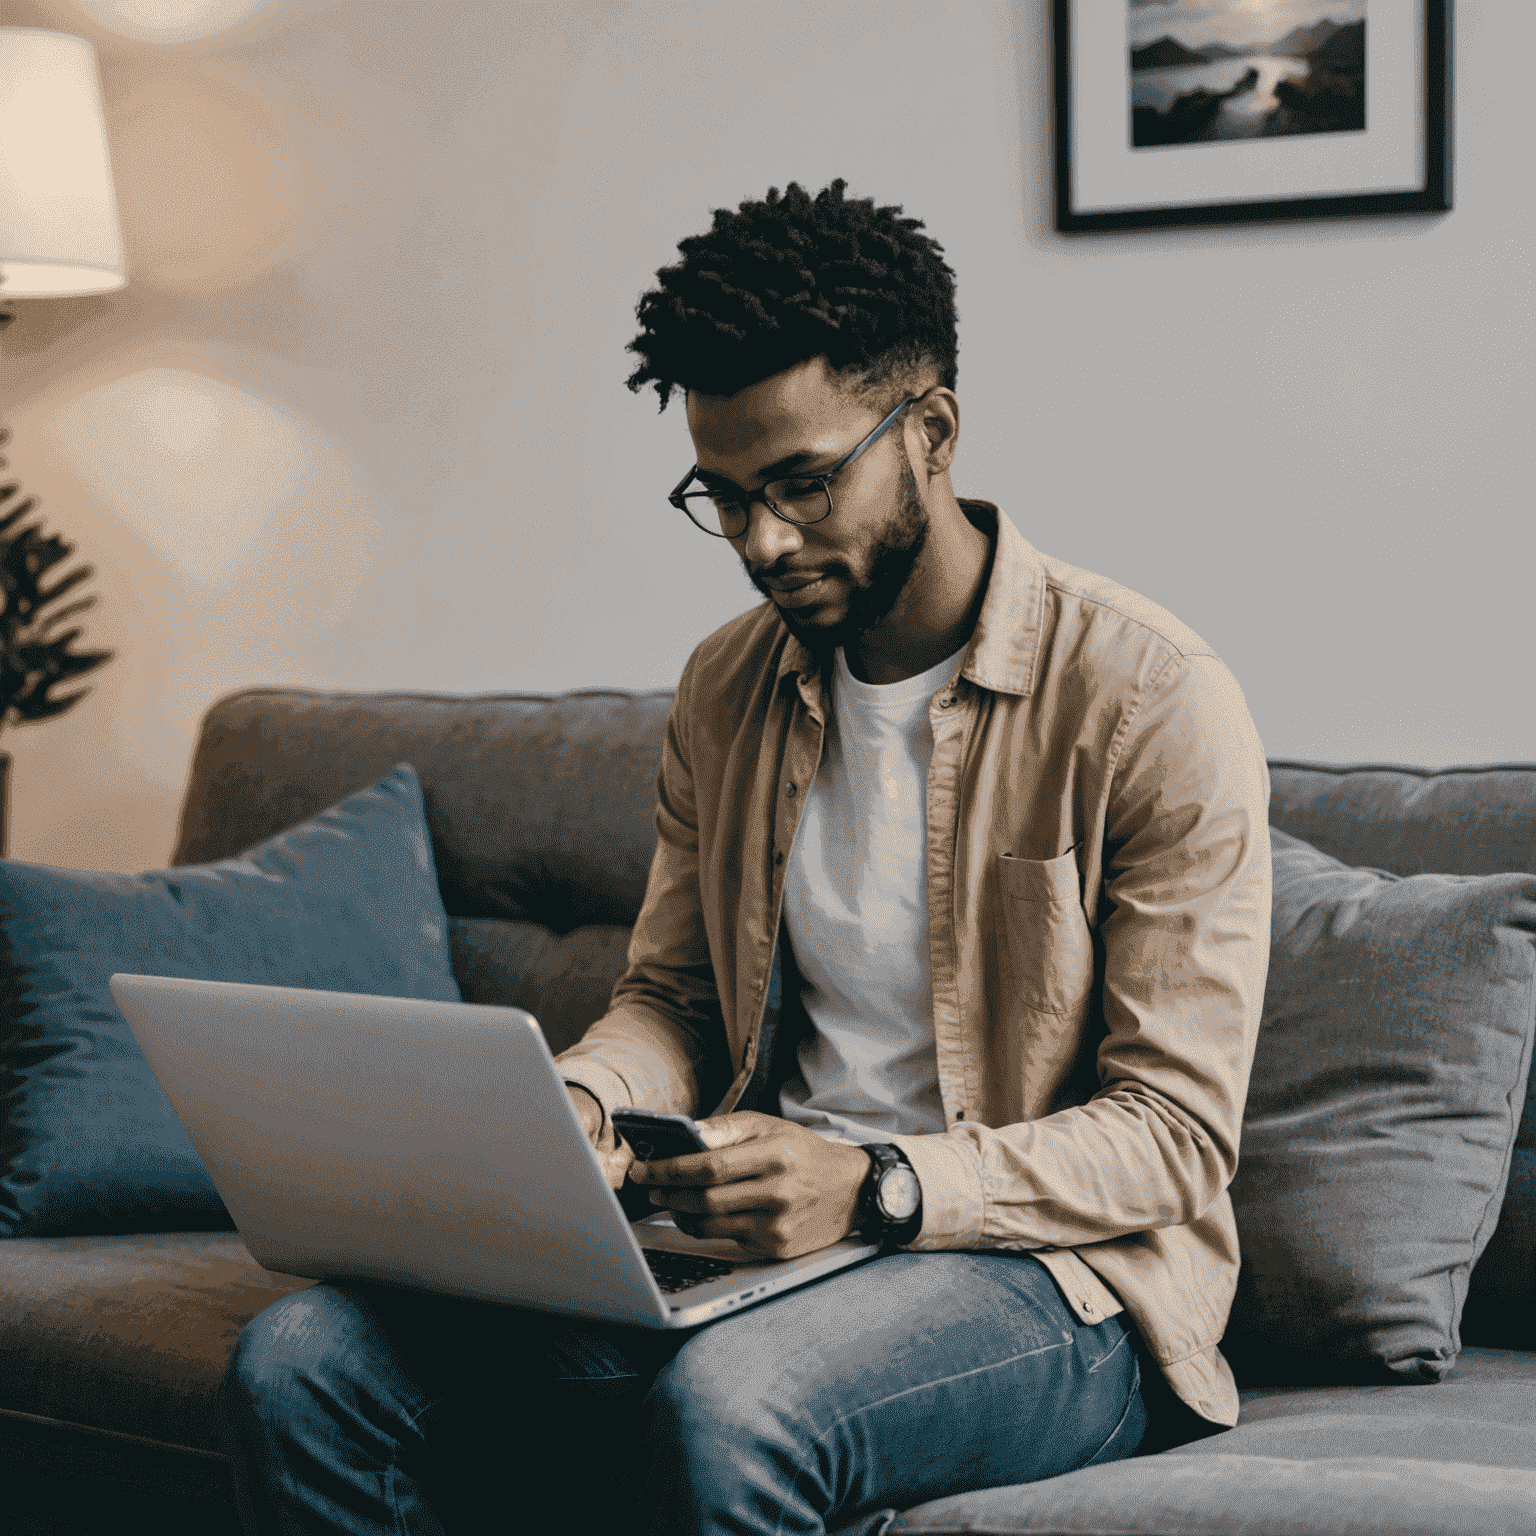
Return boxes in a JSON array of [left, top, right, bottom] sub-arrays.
[[1268, 759, 1536, 877], [175, 699, 1536, 908], [171, 687, 675, 1059], [173, 687, 673, 930]]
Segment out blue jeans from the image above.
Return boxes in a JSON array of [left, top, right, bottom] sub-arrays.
[[219, 1251, 1147, 1535]]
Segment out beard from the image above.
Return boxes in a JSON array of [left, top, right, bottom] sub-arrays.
[[745, 448, 929, 664]]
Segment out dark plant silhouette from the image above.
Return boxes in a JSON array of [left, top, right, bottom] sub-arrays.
[[0, 422, 113, 731]]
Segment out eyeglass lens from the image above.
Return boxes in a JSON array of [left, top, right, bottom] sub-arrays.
[[678, 479, 831, 538]]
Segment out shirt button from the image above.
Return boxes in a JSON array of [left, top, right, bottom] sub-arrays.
[[785, 782, 796, 797], [1082, 1301, 1096, 1316]]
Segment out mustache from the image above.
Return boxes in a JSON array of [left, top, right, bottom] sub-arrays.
[[748, 559, 848, 586]]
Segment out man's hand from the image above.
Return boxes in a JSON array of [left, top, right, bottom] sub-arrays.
[[627, 1111, 869, 1261], [566, 1084, 634, 1190]]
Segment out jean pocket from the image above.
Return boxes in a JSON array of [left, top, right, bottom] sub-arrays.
[[994, 849, 1095, 1016]]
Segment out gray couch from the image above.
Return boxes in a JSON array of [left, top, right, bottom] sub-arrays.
[[4, 686, 1533, 1535]]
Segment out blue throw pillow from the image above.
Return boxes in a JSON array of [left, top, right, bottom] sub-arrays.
[[0, 763, 461, 1237]]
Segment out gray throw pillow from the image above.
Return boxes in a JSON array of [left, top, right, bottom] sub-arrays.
[[1222, 828, 1536, 1385]]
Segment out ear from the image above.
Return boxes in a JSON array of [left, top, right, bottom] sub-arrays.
[[907, 388, 959, 478]]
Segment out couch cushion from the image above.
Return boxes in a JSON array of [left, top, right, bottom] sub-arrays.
[[171, 688, 674, 933], [867, 1347, 1536, 1535], [0, 1232, 312, 1453], [0, 765, 460, 1237], [1221, 829, 1536, 1385]]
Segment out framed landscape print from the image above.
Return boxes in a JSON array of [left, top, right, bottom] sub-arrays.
[[1053, 1, 1452, 232]]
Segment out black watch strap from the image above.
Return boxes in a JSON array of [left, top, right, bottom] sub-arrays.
[[857, 1142, 923, 1248]]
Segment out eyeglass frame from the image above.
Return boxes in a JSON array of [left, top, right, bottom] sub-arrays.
[[667, 389, 931, 539]]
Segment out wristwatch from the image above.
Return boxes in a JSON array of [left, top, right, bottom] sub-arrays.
[[855, 1143, 923, 1248]]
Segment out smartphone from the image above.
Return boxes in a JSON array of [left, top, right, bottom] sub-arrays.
[[611, 1107, 710, 1162]]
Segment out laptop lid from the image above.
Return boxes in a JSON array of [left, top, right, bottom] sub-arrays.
[[109, 974, 879, 1329], [110, 973, 675, 1326]]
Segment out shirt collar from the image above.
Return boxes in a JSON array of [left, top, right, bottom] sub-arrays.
[[772, 498, 1045, 699], [955, 499, 1045, 699]]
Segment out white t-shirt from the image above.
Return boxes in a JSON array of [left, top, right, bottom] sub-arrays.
[[778, 640, 970, 1144]]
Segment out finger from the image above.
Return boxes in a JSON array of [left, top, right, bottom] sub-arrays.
[[598, 1142, 634, 1190], [650, 1181, 776, 1216], [629, 1150, 722, 1186], [694, 1111, 777, 1150], [629, 1133, 743, 1181], [694, 1117, 746, 1150], [634, 1142, 777, 1187], [672, 1211, 765, 1248]]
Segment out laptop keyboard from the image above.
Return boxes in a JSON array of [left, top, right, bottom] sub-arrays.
[[641, 1248, 738, 1294]]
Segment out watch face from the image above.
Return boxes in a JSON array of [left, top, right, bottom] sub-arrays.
[[877, 1165, 921, 1222]]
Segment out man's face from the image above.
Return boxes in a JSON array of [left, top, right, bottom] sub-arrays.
[[685, 358, 928, 658]]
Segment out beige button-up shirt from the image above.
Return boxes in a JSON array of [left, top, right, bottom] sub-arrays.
[[558, 500, 1272, 1426]]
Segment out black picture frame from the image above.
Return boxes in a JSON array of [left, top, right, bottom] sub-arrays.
[[1053, 1, 1452, 233]]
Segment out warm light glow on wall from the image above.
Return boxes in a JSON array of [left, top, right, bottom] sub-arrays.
[[105, 68, 312, 292], [16, 350, 377, 829], [47, 364, 306, 583], [61, 0, 277, 47]]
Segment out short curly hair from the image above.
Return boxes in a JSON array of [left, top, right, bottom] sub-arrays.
[[625, 179, 958, 410]]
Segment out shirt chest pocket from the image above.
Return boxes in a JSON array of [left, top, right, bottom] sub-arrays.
[[994, 848, 1095, 1017]]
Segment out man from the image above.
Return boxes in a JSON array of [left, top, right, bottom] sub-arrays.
[[221, 179, 1271, 1535]]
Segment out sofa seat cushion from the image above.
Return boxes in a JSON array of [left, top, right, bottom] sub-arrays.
[[871, 1347, 1536, 1535], [0, 1233, 312, 1454]]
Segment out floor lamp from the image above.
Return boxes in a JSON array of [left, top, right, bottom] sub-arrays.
[[0, 27, 126, 854]]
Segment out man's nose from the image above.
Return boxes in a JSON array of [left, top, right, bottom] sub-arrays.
[[739, 496, 806, 569]]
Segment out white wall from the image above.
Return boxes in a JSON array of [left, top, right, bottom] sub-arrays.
[[0, 0, 1530, 874]]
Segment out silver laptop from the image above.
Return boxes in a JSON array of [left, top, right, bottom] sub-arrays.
[[108, 974, 880, 1329]]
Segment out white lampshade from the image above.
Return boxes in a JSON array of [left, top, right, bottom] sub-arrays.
[[0, 28, 125, 298]]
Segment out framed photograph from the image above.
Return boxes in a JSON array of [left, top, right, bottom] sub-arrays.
[[1053, 1, 1452, 233]]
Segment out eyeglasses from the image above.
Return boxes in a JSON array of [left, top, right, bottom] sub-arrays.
[[668, 392, 923, 539]]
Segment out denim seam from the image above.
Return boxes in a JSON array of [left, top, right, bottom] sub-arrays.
[[384, 1462, 406, 1536], [385, 1393, 446, 1535], [399, 1393, 446, 1435], [1086, 1329, 1129, 1375], [1081, 1355, 1143, 1468], [771, 1337, 1073, 1536]]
